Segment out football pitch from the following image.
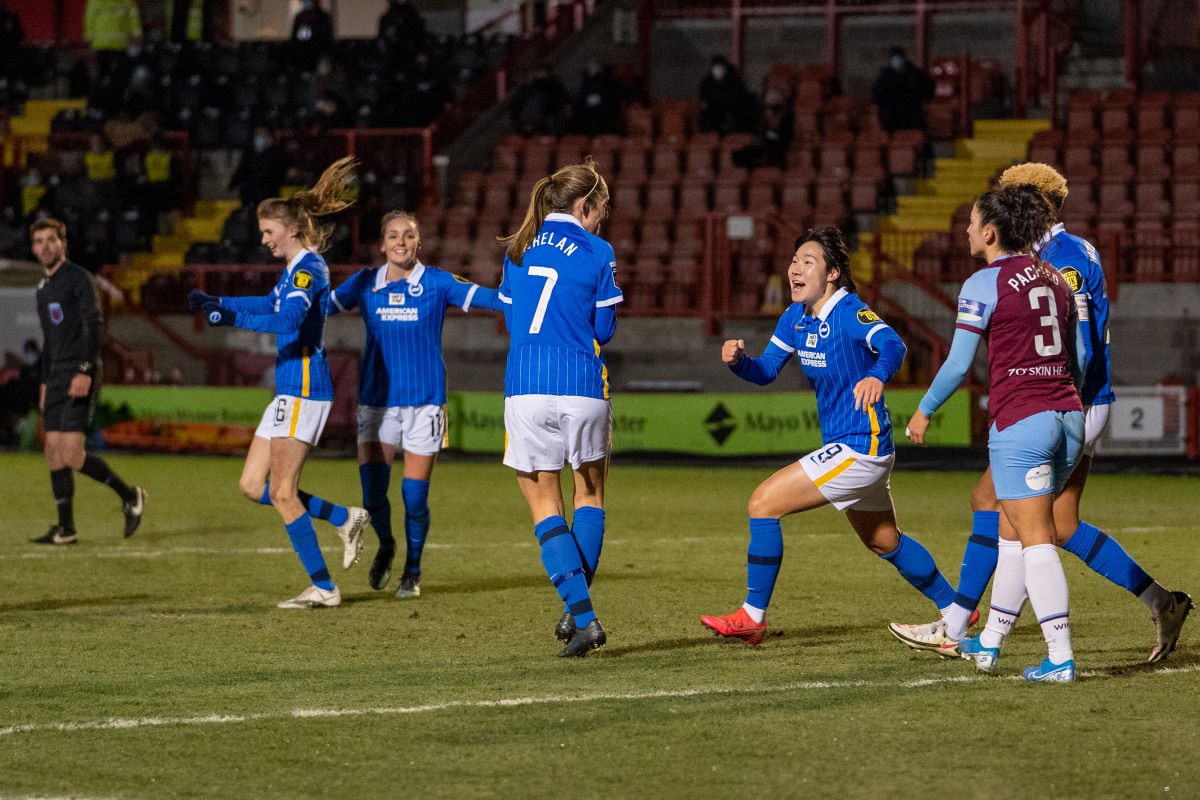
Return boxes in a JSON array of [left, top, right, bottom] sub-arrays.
[[1, 452, 1198, 799]]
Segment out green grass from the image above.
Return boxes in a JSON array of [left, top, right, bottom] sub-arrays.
[[1, 452, 1198, 799]]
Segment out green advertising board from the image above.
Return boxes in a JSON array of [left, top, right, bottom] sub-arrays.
[[103, 386, 269, 427], [105, 386, 971, 456], [446, 389, 971, 456]]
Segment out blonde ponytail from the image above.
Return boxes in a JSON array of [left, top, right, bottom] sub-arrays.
[[258, 155, 359, 253], [499, 158, 608, 266]]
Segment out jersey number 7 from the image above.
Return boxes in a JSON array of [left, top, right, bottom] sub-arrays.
[[528, 266, 558, 334]]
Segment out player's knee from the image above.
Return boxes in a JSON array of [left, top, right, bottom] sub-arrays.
[[239, 478, 265, 502], [747, 491, 776, 519], [969, 483, 998, 513], [268, 483, 296, 506], [1053, 511, 1080, 545]]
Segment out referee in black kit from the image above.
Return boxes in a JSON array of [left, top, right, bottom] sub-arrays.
[[30, 218, 146, 545]]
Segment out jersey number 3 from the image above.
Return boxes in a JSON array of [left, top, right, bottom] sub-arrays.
[[1029, 286, 1062, 356], [527, 266, 558, 334]]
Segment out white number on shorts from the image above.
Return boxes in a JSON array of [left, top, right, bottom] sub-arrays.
[[527, 266, 558, 334], [1029, 286, 1062, 357]]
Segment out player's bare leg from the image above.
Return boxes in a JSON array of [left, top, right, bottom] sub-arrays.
[[702, 462, 827, 645]]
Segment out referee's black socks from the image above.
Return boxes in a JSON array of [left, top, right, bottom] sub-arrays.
[[78, 455, 137, 503], [50, 467, 75, 532]]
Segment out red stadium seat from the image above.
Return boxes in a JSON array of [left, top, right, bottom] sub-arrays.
[[1170, 229, 1200, 281], [849, 176, 881, 212], [1099, 131, 1134, 180], [1134, 180, 1171, 223], [650, 147, 682, 179], [625, 104, 655, 140], [611, 179, 643, 214], [645, 181, 677, 213], [683, 141, 716, 180], [712, 178, 744, 212], [888, 129, 925, 176], [590, 134, 623, 173], [493, 137, 522, 173], [678, 182, 710, 213], [555, 135, 589, 167], [1137, 93, 1171, 134], [717, 134, 755, 173], [617, 143, 648, 178], [747, 182, 778, 213]]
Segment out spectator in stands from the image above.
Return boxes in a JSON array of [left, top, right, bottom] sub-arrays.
[[140, 133, 176, 231], [378, 0, 426, 50], [291, 0, 335, 74], [168, 0, 203, 44], [228, 127, 288, 208], [509, 66, 570, 136], [19, 167, 48, 219], [0, 0, 24, 83], [732, 87, 794, 169], [698, 55, 753, 134], [84, 134, 118, 193], [403, 51, 450, 127], [84, 0, 142, 78], [871, 46, 935, 133], [571, 61, 621, 137]]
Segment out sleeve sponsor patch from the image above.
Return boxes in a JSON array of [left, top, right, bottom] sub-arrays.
[[1059, 267, 1083, 293], [856, 308, 881, 325], [1074, 294, 1090, 321], [452, 273, 472, 284], [292, 269, 313, 290], [956, 297, 987, 324]]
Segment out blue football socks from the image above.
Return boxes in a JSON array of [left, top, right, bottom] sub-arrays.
[[1062, 521, 1154, 596], [284, 514, 334, 590], [881, 533, 956, 610], [571, 506, 605, 584], [535, 515, 595, 627], [358, 462, 394, 547], [401, 478, 431, 577], [258, 483, 349, 528], [953, 510, 1001, 611], [745, 517, 784, 612]]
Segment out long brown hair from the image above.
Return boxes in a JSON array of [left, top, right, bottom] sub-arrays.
[[257, 155, 358, 253], [499, 158, 608, 265]]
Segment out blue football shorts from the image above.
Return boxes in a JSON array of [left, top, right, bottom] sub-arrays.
[[988, 409, 1085, 500]]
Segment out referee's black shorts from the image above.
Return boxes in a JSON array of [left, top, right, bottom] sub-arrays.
[[42, 377, 99, 433]]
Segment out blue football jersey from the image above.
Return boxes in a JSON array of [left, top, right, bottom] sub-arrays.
[[498, 213, 623, 400], [732, 289, 906, 456], [332, 262, 502, 407], [221, 249, 333, 400], [1037, 224, 1115, 406]]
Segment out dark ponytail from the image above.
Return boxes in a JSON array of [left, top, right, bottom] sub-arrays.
[[795, 226, 856, 293], [974, 184, 1055, 253]]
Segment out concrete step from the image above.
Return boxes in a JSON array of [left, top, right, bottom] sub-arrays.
[[896, 196, 964, 215], [956, 138, 1033, 161], [971, 119, 1051, 140]]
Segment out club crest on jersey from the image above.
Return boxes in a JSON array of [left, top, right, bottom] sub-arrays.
[[48, 302, 64, 324], [1060, 267, 1082, 292], [806, 333, 819, 348], [408, 282, 424, 297], [292, 269, 313, 290], [957, 298, 987, 324], [857, 308, 881, 325], [818, 321, 831, 339], [388, 292, 406, 305]]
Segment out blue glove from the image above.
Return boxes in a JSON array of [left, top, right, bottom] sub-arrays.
[[202, 302, 236, 327], [187, 289, 219, 312]]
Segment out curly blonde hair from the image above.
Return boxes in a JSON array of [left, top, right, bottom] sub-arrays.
[[997, 162, 1068, 214]]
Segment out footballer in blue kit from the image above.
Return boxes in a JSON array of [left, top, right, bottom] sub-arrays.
[[700, 228, 959, 646], [330, 211, 504, 597], [497, 160, 621, 657], [894, 164, 1191, 670], [187, 157, 369, 609]]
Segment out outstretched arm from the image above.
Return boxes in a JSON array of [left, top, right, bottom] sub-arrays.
[[220, 293, 276, 315], [726, 336, 792, 386], [228, 292, 310, 334]]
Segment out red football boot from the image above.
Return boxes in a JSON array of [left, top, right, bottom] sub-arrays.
[[700, 607, 767, 645]]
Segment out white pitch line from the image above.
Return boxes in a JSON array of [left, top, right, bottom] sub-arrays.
[[3, 664, 1198, 740]]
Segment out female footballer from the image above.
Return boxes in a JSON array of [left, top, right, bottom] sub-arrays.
[[700, 227, 959, 647], [187, 156, 369, 609], [497, 158, 621, 657]]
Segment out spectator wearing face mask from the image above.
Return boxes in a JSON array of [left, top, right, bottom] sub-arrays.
[[732, 87, 794, 170], [228, 127, 289, 208], [291, 0, 334, 73], [509, 66, 570, 137], [871, 46, 935, 133], [699, 55, 753, 134], [378, 0, 426, 50], [571, 62, 620, 137]]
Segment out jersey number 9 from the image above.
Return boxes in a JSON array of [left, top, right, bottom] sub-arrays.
[[527, 266, 558, 334]]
